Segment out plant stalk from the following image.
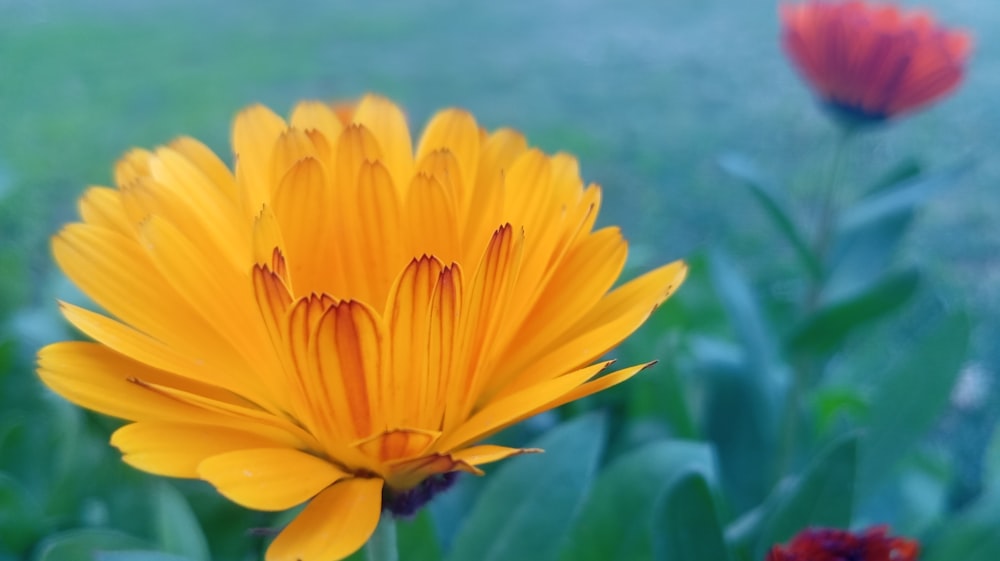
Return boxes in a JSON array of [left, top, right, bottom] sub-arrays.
[[365, 515, 398, 561]]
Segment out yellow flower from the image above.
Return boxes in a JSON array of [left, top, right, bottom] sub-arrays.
[[37, 95, 686, 560]]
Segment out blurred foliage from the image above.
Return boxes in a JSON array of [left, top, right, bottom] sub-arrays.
[[2, 1, 997, 560]]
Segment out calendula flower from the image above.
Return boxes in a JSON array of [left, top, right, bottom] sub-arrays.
[[766, 526, 920, 561], [37, 95, 686, 560], [780, 0, 972, 126]]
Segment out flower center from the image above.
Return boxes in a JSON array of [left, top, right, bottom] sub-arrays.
[[382, 472, 460, 517]]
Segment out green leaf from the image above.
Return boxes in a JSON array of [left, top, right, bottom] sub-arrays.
[[812, 386, 869, 436], [559, 440, 715, 561], [829, 161, 967, 295], [0, 472, 44, 554], [702, 359, 781, 514], [858, 311, 969, 496], [864, 158, 923, 196], [839, 160, 970, 232], [33, 529, 150, 561], [922, 489, 1000, 561], [154, 483, 210, 561], [653, 472, 731, 561], [396, 509, 443, 561], [717, 153, 822, 280], [707, 251, 782, 381], [95, 552, 197, 561], [446, 414, 606, 561], [788, 269, 921, 354], [626, 362, 699, 440], [754, 433, 859, 560]]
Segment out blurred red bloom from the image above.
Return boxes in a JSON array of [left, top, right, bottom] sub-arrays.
[[766, 526, 919, 561], [780, 0, 972, 125]]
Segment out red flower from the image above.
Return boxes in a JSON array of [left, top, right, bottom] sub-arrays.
[[780, 0, 972, 125], [766, 526, 920, 561]]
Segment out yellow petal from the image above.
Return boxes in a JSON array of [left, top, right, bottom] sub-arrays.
[[416, 108, 480, 196], [461, 128, 525, 248], [266, 478, 383, 561], [423, 264, 463, 429], [450, 444, 541, 468], [404, 173, 460, 264], [416, 148, 466, 208], [443, 363, 650, 453], [148, 146, 250, 268], [436, 361, 613, 452], [139, 215, 287, 408], [78, 186, 131, 235], [475, 128, 527, 188], [352, 94, 413, 192], [198, 448, 349, 511], [446, 224, 523, 428], [386, 454, 479, 489], [114, 148, 153, 187], [232, 104, 286, 218], [37, 341, 227, 423], [357, 429, 439, 464], [168, 136, 240, 204], [501, 260, 688, 394], [384, 256, 444, 428], [52, 224, 231, 361], [251, 206, 287, 275], [500, 149, 553, 235], [354, 161, 406, 303], [290, 101, 344, 164], [112, 422, 282, 478], [58, 301, 266, 405], [271, 128, 319, 186], [491, 227, 628, 393], [272, 157, 337, 295], [311, 301, 384, 439], [562, 259, 688, 341], [334, 123, 383, 189]]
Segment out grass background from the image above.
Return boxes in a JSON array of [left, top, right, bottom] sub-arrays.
[[1, 0, 998, 557]]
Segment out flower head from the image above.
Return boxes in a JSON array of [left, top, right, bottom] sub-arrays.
[[767, 526, 920, 561], [780, 0, 972, 126], [37, 95, 686, 560]]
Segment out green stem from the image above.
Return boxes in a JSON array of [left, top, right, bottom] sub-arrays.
[[807, 129, 853, 310], [365, 515, 398, 561], [779, 130, 855, 477]]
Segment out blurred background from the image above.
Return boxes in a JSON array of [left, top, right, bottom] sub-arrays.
[[1, 0, 999, 560]]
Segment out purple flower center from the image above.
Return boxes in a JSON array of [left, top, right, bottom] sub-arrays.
[[383, 472, 459, 517]]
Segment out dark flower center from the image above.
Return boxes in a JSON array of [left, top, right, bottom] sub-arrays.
[[383, 472, 460, 517], [823, 100, 890, 129]]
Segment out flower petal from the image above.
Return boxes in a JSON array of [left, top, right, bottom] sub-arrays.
[[352, 94, 414, 192], [384, 256, 444, 428], [415, 108, 479, 193], [266, 478, 384, 561], [198, 448, 349, 511], [435, 360, 613, 452], [168, 136, 239, 204], [272, 157, 337, 295], [450, 444, 541, 468], [290, 101, 344, 163], [58, 301, 268, 405], [232, 104, 286, 218], [77, 186, 132, 235], [139, 214, 287, 409], [37, 341, 238, 424], [112, 422, 283, 478], [52, 224, 234, 363], [446, 224, 523, 428], [500, 260, 687, 394]]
